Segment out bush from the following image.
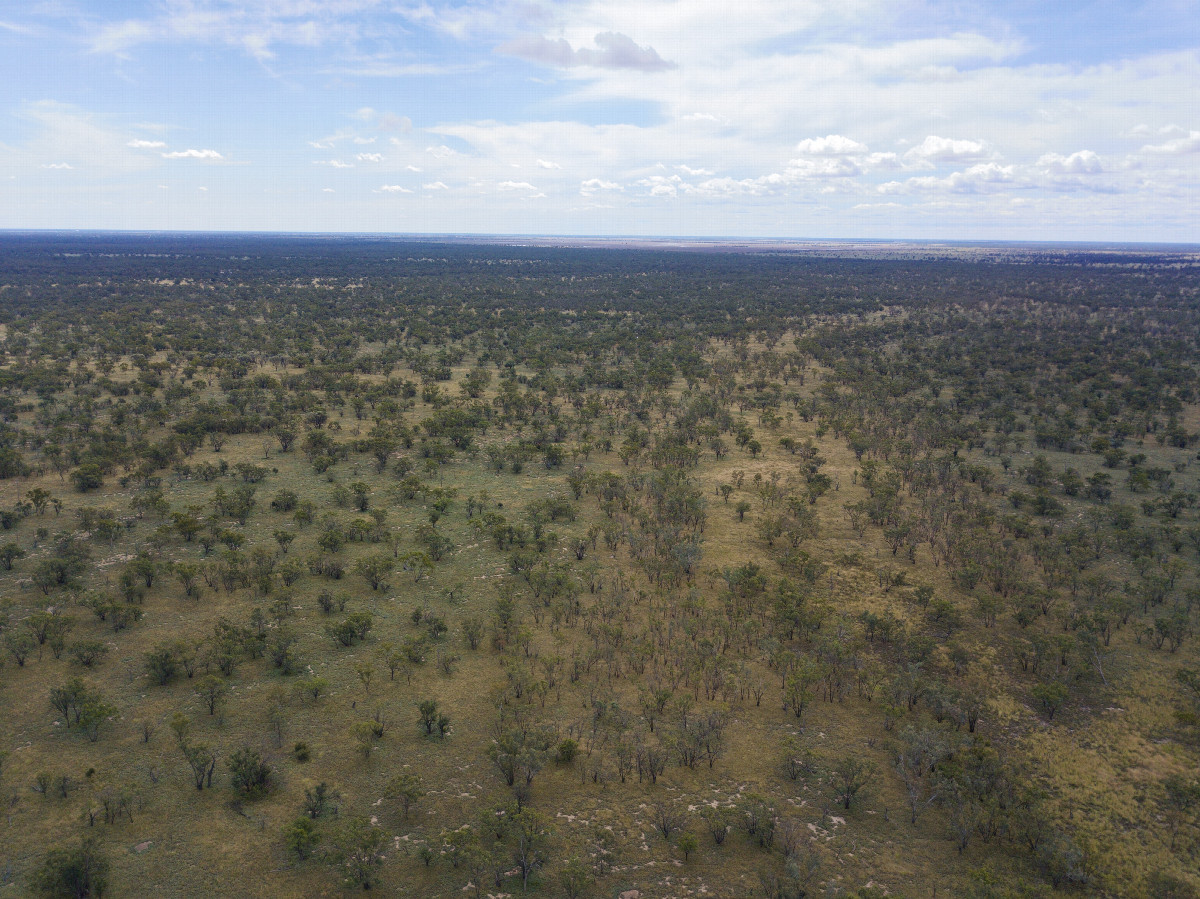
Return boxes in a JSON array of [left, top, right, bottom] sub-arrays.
[[284, 816, 320, 861], [70, 465, 105, 493], [228, 747, 273, 799], [34, 837, 108, 897]]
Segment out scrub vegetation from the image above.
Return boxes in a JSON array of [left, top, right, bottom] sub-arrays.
[[0, 234, 1198, 898]]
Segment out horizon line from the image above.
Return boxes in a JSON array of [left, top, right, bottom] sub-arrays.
[[1, 229, 1198, 251]]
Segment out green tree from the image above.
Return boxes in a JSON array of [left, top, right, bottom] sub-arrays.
[[284, 816, 320, 861], [331, 817, 386, 890], [831, 757, 876, 810], [195, 675, 228, 716], [558, 856, 593, 899], [0, 542, 26, 570], [354, 554, 394, 591], [228, 747, 273, 799], [33, 837, 108, 898], [511, 806, 553, 891], [386, 773, 425, 819]]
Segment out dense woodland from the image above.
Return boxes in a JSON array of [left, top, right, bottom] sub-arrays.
[[0, 234, 1198, 898]]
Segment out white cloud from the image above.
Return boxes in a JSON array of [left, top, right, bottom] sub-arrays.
[[322, 188, 335, 192], [1141, 131, 1200, 155], [2, 101, 158, 176], [580, 178, 622, 195], [864, 152, 900, 169], [91, 19, 155, 55], [162, 148, 223, 159], [501, 31, 676, 72], [784, 156, 861, 178], [903, 135, 989, 165], [315, 159, 353, 168], [423, 181, 449, 190], [378, 114, 413, 132], [498, 180, 538, 191], [794, 135, 867, 156], [636, 174, 683, 197], [380, 184, 413, 193], [89, 1, 377, 60], [41, 162, 73, 170], [9, 2, 1199, 239], [882, 162, 1015, 194], [356, 152, 383, 162], [1038, 150, 1103, 175]]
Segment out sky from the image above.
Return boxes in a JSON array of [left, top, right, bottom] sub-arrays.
[[0, 0, 1198, 241]]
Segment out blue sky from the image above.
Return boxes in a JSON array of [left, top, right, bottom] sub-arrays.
[[1, 0, 1197, 240]]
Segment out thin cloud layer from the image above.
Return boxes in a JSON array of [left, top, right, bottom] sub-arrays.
[[162, 149, 223, 159], [501, 31, 676, 71]]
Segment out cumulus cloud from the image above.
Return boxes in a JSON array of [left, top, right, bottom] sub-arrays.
[[771, 138, 898, 182], [162, 148, 223, 159], [127, 139, 166, 149], [498, 180, 538, 191], [636, 174, 683, 197], [423, 181, 448, 190], [904, 135, 989, 165], [356, 152, 383, 162], [426, 145, 459, 158], [882, 162, 1015, 194], [679, 165, 713, 175], [501, 31, 675, 72], [794, 135, 867, 156], [1141, 131, 1200, 155], [315, 159, 353, 168], [380, 184, 413, 193], [1038, 150, 1103, 174], [784, 156, 862, 178], [864, 152, 901, 169], [41, 163, 73, 170], [536, 159, 560, 169], [580, 178, 622, 195]]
